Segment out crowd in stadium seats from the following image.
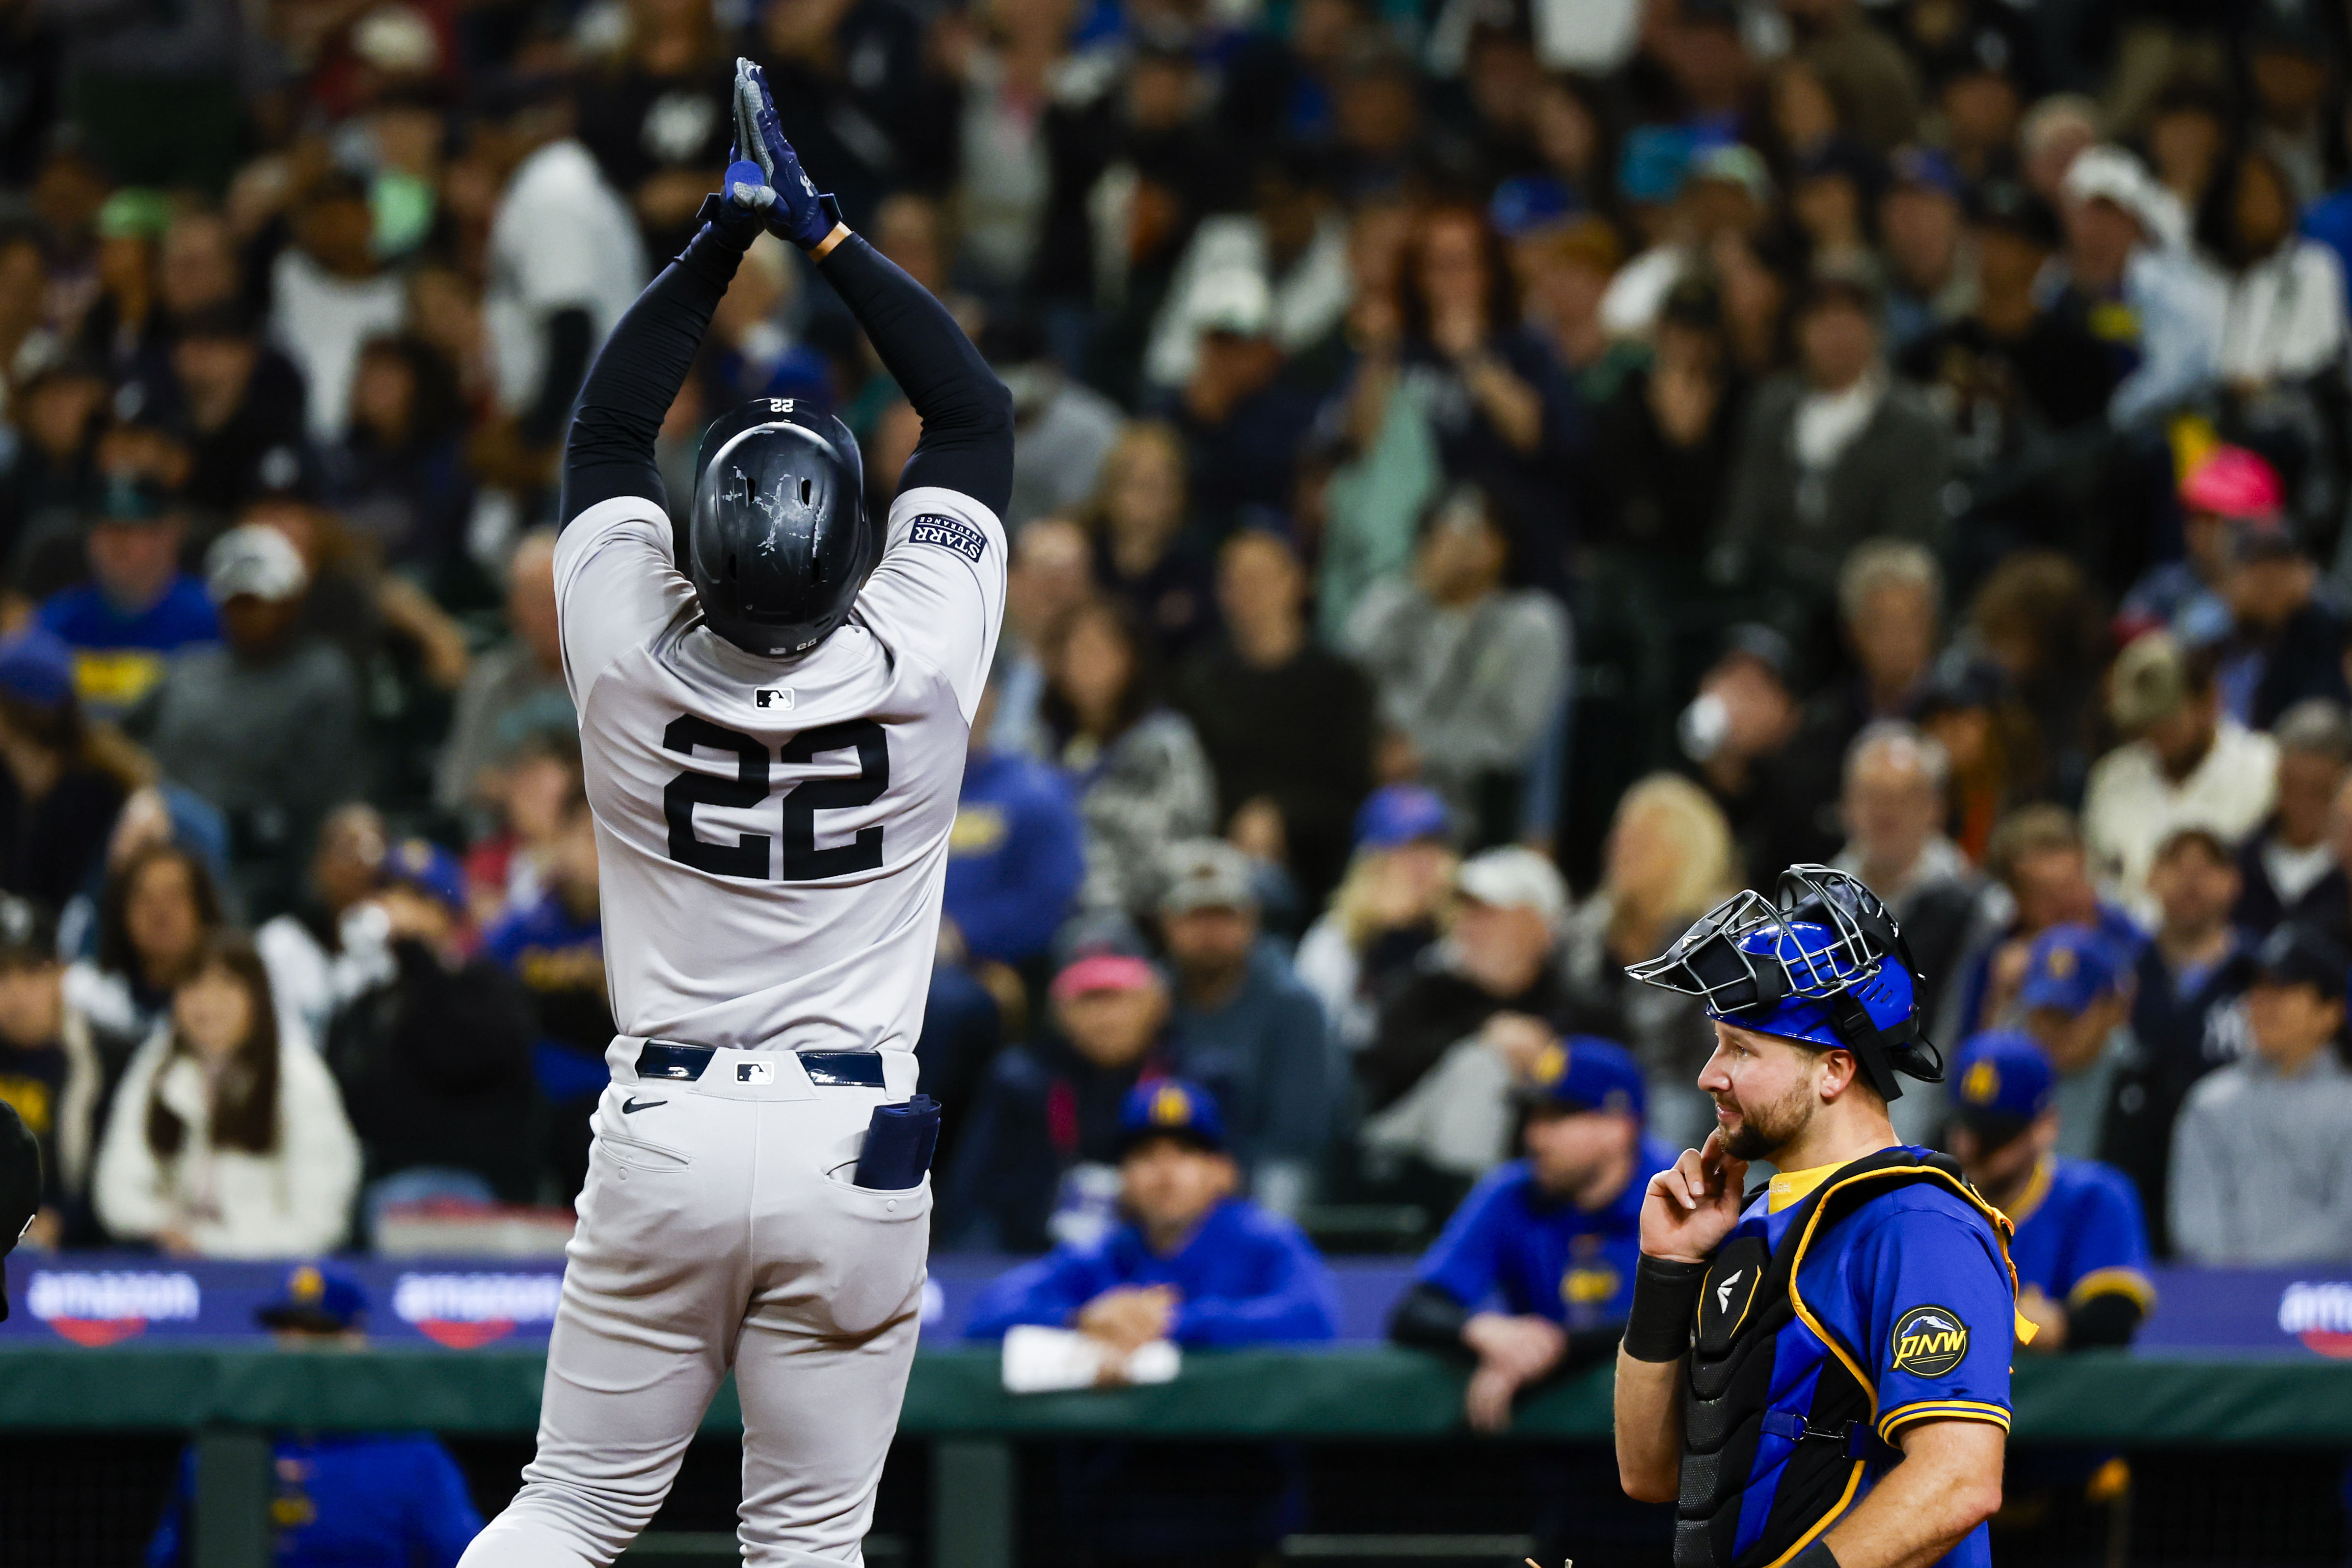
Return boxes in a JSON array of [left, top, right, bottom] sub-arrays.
[[0, 0, 2347, 1337]]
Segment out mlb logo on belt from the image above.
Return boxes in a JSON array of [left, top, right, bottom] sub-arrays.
[[737, 1061, 775, 1083]]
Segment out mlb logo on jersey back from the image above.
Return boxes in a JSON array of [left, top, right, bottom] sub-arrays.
[[756, 688, 794, 710], [909, 514, 986, 563]]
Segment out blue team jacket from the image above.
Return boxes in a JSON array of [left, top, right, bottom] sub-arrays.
[[943, 748, 1086, 966], [964, 1197, 1340, 1346], [1412, 1135, 1681, 1328], [2002, 1154, 2156, 1315], [149, 1432, 481, 1568]]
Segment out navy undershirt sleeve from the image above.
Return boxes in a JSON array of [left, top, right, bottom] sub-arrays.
[[814, 234, 1014, 519], [559, 196, 760, 530]]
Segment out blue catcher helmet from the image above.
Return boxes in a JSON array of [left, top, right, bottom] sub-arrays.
[[1624, 865, 1943, 1101], [687, 398, 878, 657]]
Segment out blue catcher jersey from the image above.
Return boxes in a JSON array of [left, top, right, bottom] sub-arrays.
[[2001, 1155, 2157, 1316]]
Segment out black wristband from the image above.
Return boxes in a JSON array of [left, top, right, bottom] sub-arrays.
[[1788, 1540, 1840, 1568], [1622, 1255, 1708, 1362]]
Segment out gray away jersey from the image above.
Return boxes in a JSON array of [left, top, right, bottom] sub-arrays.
[[552, 485, 1005, 1062]]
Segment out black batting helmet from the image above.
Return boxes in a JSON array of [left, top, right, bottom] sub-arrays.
[[687, 398, 878, 657]]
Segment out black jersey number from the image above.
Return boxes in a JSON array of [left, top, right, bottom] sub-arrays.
[[661, 715, 888, 881]]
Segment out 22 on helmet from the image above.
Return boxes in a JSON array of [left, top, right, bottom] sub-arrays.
[[687, 398, 879, 657]]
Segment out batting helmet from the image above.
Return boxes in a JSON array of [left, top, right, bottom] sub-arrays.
[[687, 398, 877, 657]]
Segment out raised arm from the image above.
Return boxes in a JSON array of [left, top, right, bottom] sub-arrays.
[[730, 57, 1012, 518], [559, 194, 762, 528]]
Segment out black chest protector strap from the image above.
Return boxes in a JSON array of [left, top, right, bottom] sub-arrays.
[[1674, 1149, 2016, 1568]]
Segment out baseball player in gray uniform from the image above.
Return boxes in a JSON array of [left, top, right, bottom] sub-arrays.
[[458, 62, 1011, 1568]]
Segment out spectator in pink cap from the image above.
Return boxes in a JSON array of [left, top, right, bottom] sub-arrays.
[[2116, 444, 2284, 641]]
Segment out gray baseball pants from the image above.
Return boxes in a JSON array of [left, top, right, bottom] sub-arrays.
[[458, 1046, 929, 1568]]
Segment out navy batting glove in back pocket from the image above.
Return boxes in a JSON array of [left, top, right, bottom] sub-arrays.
[[855, 1095, 940, 1190]]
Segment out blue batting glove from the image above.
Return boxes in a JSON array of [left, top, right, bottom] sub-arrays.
[[730, 57, 836, 250]]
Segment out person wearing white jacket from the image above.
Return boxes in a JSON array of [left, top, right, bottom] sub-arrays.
[[93, 935, 361, 1258]]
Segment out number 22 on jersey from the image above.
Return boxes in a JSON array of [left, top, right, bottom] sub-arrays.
[[662, 714, 890, 881]]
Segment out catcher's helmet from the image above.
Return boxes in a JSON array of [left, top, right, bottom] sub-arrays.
[[687, 398, 877, 657], [1624, 865, 1944, 1101]]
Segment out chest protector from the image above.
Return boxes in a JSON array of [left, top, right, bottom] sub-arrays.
[[1676, 1148, 2015, 1568]]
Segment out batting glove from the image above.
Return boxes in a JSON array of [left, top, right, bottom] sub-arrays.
[[726, 56, 837, 250]]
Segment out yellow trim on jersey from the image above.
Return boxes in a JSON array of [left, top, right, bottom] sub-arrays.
[[2066, 1266, 2158, 1311], [1876, 1400, 2013, 1442], [1997, 1157, 2055, 1230], [1757, 1460, 1869, 1568], [1768, 1163, 1840, 1213]]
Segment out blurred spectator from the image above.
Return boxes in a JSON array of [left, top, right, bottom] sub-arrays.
[[1346, 486, 1568, 848], [254, 804, 393, 1054], [1003, 350, 1124, 529], [965, 1077, 1337, 1346], [945, 682, 1085, 971], [2082, 632, 2276, 922], [435, 529, 571, 819], [1296, 785, 1457, 1054], [1784, 0, 1923, 151], [1389, 1037, 1676, 1428], [146, 1264, 483, 1567], [1834, 722, 1979, 1032], [962, 1078, 1335, 1565], [2050, 146, 2224, 429], [1159, 275, 1319, 536], [1801, 540, 1943, 780], [127, 524, 365, 921], [945, 951, 1175, 1254], [2170, 922, 2352, 1264], [2118, 445, 2287, 643], [1678, 625, 1837, 884], [1085, 422, 1218, 660], [1909, 650, 2042, 864], [2107, 825, 2255, 1252], [1588, 275, 1744, 566], [481, 765, 606, 1200], [1946, 1031, 2155, 1352], [65, 841, 225, 1067], [1967, 548, 2102, 800], [322, 334, 474, 572], [269, 170, 409, 445], [2236, 701, 2352, 941], [575, 0, 735, 263], [0, 629, 146, 912], [1156, 841, 1332, 1212], [1561, 774, 1736, 1146], [476, 77, 648, 497], [169, 304, 314, 517], [328, 838, 541, 1219], [1712, 267, 1950, 668], [2201, 144, 2346, 390], [77, 189, 171, 387], [1144, 152, 1351, 392], [1359, 847, 1569, 1195], [1943, 804, 2142, 1048], [2210, 522, 2350, 731], [0, 345, 109, 574], [1042, 596, 1216, 919], [0, 896, 97, 1248], [2012, 924, 2136, 1160], [35, 477, 217, 720], [92, 934, 361, 1256], [1601, 143, 1775, 342], [1879, 147, 1976, 354], [989, 516, 1095, 757], [1177, 529, 1374, 904]]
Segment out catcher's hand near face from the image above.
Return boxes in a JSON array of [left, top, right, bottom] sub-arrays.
[[1640, 1129, 1747, 1264]]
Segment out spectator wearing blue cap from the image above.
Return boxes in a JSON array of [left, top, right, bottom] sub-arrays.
[[34, 474, 218, 721], [1391, 1036, 1677, 1427], [147, 1264, 483, 1568], [1947, 1031, 2154, 1352], [944, 678, 1085, 972], [1156, 841, 1335, 1215], [966, 1078, 1338, 1348], [325, 838, 540, 1229], [1879, 146, 1975, 353], [2012, 923, 2138, 1160], [0, 627, 144, 915], [2171, 922, 2352, 1264], [1296, 784, 1458, 1052], [1176, 528, 1376, 910]]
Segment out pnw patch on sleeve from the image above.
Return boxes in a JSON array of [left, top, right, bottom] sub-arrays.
[[1890, 1304, 1972, 1376], [909, 513, 987, 563]]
